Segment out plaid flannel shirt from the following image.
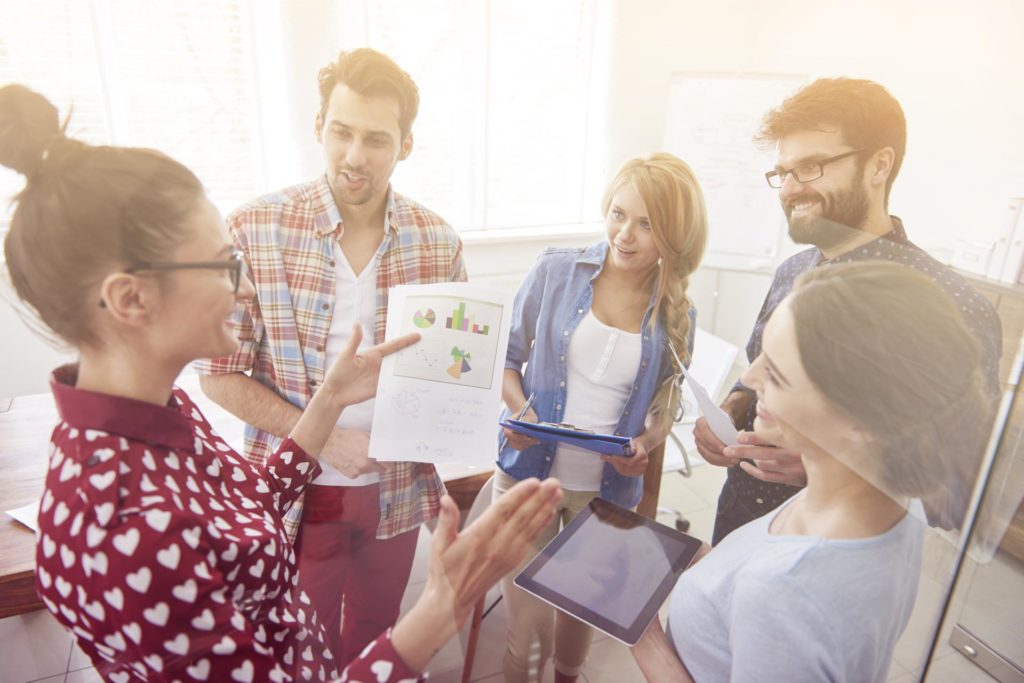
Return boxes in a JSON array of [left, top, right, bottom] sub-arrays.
[[194, 175, 467, 540]]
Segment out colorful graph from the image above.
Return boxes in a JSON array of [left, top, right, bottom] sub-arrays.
[[397, 294, 502, 390], [446, 347, 472, 379], [413, 309, 436, 328], [445, 302, 490, 335]]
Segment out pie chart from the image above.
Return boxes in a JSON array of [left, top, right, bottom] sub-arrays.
[[413, 309, 437, 328]]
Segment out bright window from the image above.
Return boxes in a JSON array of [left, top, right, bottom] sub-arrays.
[[344, 0, 611, 230], [0, 0, 264, 224], [1, 1, 610, 237]]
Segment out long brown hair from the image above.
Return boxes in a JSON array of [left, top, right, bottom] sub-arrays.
[[788, 262, 995, 528], [0, 85, 203, 348], [602, 153, 708, 432]]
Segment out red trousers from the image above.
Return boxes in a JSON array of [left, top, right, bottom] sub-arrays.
[[294, 483, 419, 668]]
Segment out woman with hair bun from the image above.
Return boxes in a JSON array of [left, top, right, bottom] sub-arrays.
[[1, 84, 561, 683], [632, 262, 995, 682], [494, 153, 709, 683]]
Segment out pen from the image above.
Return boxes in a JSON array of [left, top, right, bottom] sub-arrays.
[[517, 392, 536, 420], [500, 392, 536, 452]]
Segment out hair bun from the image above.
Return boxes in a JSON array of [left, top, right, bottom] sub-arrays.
[[0, 84, 63, 177]]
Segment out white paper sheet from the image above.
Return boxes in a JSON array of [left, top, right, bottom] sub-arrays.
[[369, 283, 513, 465], [680, 328, 739, 421], [680, 364, 739, 447], [5, 499, 40, 533]]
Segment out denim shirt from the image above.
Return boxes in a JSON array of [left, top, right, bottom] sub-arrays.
[[497, 242, 696, 508]]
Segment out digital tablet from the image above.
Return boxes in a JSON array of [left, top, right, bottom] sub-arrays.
[[514, 497, 703, 646]]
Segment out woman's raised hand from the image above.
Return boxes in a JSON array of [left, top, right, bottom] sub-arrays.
[[321, 323, 419, 409], [390, 478, 562, 672]]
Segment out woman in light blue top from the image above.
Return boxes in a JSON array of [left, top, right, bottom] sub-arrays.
[[632, 262, 995, 682], [495, 153, 709, 683]]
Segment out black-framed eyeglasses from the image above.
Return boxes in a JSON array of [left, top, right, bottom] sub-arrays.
[[125, 249, 245, 293], [764, 149, 864, 188]]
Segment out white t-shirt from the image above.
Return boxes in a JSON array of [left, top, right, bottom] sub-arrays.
[[548, 311, 641, 491], [313, 240, 381, 487], [667, 493, 925, 683]]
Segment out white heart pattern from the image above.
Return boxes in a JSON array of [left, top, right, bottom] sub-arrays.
[[86, 524, 107, 548], [163, 633, 189, 655], [112, 528, 140, 556], [123, 621, 142, 644], [212, 635, 236, 655], [143, 602, 170, 627], [55, 576, 73, 598], [182, 526, 202, 549], [59, 545, 75, 569], [95, 502, 115, 526], [172, 578, 198, 603], [88, 470, 116, 491], [58, 459, 80, 483], [157, 543, 181, 570], [187, 658, 211, 681], [52, 502, 71, 526], [370, 659, 394, 683], [144, 509, 172, 533], [143, 654, 163, 672], [126, 567, 152, 593], [191, 608, 215, 630], [103, 587, 124, 609], [231, 660, 254, 683]]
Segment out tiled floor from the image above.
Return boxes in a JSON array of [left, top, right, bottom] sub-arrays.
[[6, 461, 1021, 682]]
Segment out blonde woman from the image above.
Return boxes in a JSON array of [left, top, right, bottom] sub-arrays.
[[495, 153, 709, 683]]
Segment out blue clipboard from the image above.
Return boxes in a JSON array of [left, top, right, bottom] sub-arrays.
[[500, 419, 632, 456]]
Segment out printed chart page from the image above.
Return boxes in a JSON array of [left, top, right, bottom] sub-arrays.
[[369, 283, 512, 466]]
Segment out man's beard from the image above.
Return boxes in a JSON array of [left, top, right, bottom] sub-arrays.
[[785, 183, 870, 251]]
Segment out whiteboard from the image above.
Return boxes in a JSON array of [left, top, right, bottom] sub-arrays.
[[662, 72, 806, 263]]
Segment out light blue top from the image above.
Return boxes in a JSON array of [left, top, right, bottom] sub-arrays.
[[668, 493, 925, 683], [497, 242, 695, 508]]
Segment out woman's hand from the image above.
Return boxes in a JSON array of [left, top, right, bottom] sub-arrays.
[[390, 478, 562, 672], [602, 438, 649, 477], [321, 323, 420, 409], [503, 408, 540, 451], [732, 430, 807, 486]]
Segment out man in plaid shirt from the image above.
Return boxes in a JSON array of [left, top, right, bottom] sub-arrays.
[[195, 48, 466, 667]]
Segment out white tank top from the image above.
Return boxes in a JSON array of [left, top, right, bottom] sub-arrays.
[[548, 311, 642, 491], [312, 239, 381, 487]]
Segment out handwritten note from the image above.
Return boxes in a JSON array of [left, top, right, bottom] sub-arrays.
[[369, 283, 513, 466]]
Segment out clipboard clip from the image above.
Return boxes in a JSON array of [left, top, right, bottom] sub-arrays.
[[539, 422, 596, 434]]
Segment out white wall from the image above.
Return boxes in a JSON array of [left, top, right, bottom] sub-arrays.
[[8, 0, 1022, 396], [604, 0, 1024, 254]]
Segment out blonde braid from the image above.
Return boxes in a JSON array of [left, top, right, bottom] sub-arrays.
[[649, 262, 696, 433]]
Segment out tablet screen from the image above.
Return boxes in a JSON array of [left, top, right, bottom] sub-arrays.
[[514, 498, 703, 645]]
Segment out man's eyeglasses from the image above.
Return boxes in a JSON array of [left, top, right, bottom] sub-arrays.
[[764, 149, 864, 189], [125, 249, 246, 293]]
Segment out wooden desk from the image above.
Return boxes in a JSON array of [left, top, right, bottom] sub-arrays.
[[0, 391, 54, 618], [0, 373, 493, 618]]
